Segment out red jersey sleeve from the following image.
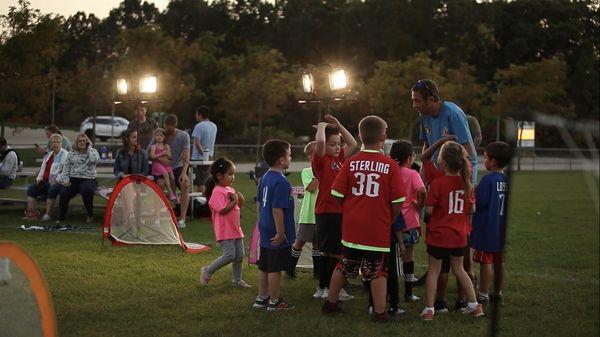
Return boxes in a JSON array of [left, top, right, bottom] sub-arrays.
[[331, 160, 350, 198], [311, 153, 323, 180], [423, 161, 442, 184], [425, 178, 440, 207]]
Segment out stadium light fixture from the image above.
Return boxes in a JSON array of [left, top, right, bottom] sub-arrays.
[[116, 78, 128, 96], [302, 72, 314, 94], [139, 75, 157, 94], [328, 68, 347, 91]]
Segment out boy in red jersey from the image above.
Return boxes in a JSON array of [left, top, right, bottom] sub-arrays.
[[321, 115, 406, 322], [312, 114, 357, 300], [420, 141, 483, 321]]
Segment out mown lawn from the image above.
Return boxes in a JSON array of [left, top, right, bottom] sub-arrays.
[[0, 171, 598, 336]]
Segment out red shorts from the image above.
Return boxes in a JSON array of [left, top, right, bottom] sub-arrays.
[[473, 250, 504, 264]]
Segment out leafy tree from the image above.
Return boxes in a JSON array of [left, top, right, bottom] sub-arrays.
[[492, 57, 575, 147], [213, 46, 295, 146], [363, 52, 445, 141]]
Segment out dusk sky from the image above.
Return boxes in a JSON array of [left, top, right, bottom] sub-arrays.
[[0, 0, 171, 19]]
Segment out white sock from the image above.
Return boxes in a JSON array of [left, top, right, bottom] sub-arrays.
[[425, 306, 435, 313], [468, 302, 479, 309]]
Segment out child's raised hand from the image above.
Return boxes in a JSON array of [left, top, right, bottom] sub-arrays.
[[313, 121, 330, 129], [324, 114, 341, 127]]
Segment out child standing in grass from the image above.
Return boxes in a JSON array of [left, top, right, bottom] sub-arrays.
[[470, 142, 511, 304], [312, 114, 357, 301], [322, 115, 406, 322], [390, 140, 427, 302], [420, 141, 483, 321], [252, 139, 296, 311], [200, 157, 250, 288], [290, 141, 321, 281]]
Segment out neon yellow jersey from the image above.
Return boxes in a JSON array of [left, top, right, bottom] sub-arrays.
[[298, 167, 318, 224]]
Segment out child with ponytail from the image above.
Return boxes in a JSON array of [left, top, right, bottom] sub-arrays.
[[199, 157, 250, 288], [420, 141, 482, 321]]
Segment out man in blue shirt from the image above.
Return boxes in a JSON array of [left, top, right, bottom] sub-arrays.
[[411, 79, 479, 312], [191, 106, 217, 193], [412, 79, 478, 183]]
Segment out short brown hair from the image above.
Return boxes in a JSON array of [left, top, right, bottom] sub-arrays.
[[485, 141, 512, 168], [262, 139, 290, 166], [45, 124, 61, 134], [164, 114, 178, 126], [411, 79, 440, 102], [358, 115, 387, 145]]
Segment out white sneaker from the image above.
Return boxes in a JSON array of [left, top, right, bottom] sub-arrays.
[[338, 288, 354, 301], [233, 280, 252, 288], [320, 287, 329, 299], [40, 214, 52, 221], [199, 267, 211, 285], [313, 287, 325, 298], [177, 220, 186, 229]]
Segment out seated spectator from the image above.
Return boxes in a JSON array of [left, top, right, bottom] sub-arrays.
[[24, 134, 69, 221], [114, 129, 150, 179], [0, 137, 18, 189], [56, 133, 99, 223], [35, 125, 72, 154]]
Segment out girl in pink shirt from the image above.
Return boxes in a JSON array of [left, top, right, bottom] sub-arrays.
[[199, 158, 250, 288], [390, 140, 427, 302]]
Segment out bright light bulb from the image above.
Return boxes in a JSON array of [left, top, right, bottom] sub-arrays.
[[116, 78, 128, 95], [302, 72, 314, 94], [139, 75, 157, 94], [328, 69, 347, 91]]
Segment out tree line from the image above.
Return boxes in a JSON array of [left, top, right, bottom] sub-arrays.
[[0, 0, 597, 147]]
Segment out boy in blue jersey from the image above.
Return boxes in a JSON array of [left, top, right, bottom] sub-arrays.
[[252, 139, 297, 311], [470, 142, 511, 304]]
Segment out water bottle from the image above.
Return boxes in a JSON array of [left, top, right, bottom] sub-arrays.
[[100, 146, 108, 159]]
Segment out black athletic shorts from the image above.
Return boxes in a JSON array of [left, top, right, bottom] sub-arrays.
[[258, 246, 293, 273], [315, 213, 342, 255], [427, 245, 466, 260]]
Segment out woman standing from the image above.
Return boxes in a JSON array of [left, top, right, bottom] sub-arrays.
[[56, 133, 99, 223], [24, 134, 69, 221]]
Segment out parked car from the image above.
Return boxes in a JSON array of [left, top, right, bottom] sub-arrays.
[[80, 116, 129, 141]]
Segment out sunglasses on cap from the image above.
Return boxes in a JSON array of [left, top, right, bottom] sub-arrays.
[[413, 80, 439, 100]]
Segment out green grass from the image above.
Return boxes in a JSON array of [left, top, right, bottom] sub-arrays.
[[0, 171, 598, 336]]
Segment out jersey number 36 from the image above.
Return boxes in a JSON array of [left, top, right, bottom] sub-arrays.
[[352, 172, 380, 197]]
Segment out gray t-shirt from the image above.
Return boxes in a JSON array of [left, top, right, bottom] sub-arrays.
[[191, 120, 217, 160], [167, 129, 190, 169]]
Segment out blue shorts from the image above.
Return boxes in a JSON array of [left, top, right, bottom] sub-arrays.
[[27, 181, 62, 199]]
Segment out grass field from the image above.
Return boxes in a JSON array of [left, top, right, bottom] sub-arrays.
[[0, 171, 598, 336]]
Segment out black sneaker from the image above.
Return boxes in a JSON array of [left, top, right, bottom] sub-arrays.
[[321, 300, 344, 314], [252, 296, 269, 309], [454, 299, 468, 312], [404, 293, 421, 302], [434, 299, 449, 313], [413, 272, 427, 287], [388, 307, 406, 320], [371, 311, 390, 323], [266, 298, 295, 312], [490, 293, 504, 304]]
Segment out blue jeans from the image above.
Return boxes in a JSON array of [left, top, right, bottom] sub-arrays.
[[27, 181, 62, 199], [59, 178, 97, 220]]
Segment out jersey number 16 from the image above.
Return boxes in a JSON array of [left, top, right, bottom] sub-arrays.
[[448, 190, 465, 214]]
